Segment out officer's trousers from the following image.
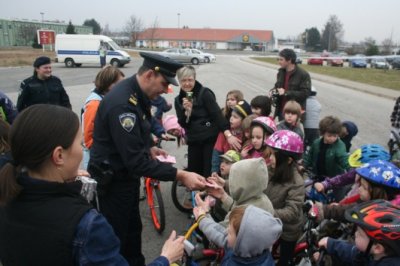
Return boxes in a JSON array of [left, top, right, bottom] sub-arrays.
[[99, 179, 145, 266]]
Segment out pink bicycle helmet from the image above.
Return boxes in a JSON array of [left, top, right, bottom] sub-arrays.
[[251, 116, 277, 135], [162, 115, 185, 136], [266, 130, 304, 156]]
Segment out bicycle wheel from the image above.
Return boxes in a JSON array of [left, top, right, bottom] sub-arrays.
[[171, 179, 193, 213], [146, 179, 165, 234]]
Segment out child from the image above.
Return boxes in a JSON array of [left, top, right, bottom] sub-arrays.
[[250, 95, 272, 117], [208, 149, 241, 222], [151, 95, 172, 124], [193, 204, 282, 266], [340, 121, 358, 152], [0, 119, 11, 169], [241, 116, 276, 161], [240, 114, 257, 146], [303, 115, 350, 200], [205, 158, 275, 226], [162, 114, 186, 146], [314, 144, 390, 195], [277, 100, 304, 139], [303, 86, 321, 150], [211, 100, 252, 174], [222, 90, 244, 122], [315, 200, 400, 265], [315, 159, 400, 222], [264, 130, 305, 266]]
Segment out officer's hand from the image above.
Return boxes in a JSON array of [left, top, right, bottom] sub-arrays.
[[177, 170, 206, 190], [160, 230, 185, 264], [150, 146, 168, 159]]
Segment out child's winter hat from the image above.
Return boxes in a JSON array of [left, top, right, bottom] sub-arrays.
[[233, 100, 252, 119]]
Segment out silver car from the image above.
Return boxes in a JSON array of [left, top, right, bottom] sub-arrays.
[[160, 48, 206, 65], [184, 48, 216, 63], [370, 58, 389, 69]]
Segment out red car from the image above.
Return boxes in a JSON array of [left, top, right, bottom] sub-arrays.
[[327, 58, 344, 67], [307, 56, 324, 66]]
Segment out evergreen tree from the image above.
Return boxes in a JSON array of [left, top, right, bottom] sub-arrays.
[[66, 21, 76, 34], [83, 19, 101, 34]]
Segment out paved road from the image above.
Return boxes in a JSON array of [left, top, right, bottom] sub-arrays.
[[0, 55, 395, 263]]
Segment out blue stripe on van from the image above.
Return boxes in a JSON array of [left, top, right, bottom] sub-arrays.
[[57, 50, 123, 56]]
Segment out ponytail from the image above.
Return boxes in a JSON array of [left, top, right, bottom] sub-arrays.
[[0, 162, 21, 206]]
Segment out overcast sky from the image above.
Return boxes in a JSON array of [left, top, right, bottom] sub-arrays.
[[1, 0, 399, 44]]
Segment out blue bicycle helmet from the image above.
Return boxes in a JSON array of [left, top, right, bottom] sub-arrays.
[[348, 144, 390, 167], [356, 160, 400, 189]]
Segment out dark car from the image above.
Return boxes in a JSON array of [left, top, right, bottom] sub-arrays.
[[392, 58, 400, 70]]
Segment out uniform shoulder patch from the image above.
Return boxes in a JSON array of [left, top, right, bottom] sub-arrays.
[[119, 113, 136, 132]]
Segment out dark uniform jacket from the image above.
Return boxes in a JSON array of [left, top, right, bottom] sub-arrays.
[[17, 75, 71, 111], [174, 81, 229, 143], [273, 66, 311, 117], [90, 75, 177, 181], [0, 174, 91, 265]]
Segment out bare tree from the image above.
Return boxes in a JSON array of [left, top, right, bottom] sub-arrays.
[[321, 15, 344, 51], [123, 15, 143, 47], [381, 38, 393, 55], [102, 23, 112, 36], [147, 17, 159, 49]]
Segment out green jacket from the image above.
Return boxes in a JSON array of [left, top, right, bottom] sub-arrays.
[[303, 137, 350, 177]]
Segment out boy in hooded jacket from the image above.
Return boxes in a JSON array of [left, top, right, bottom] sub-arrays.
[[194, 204, 282, 266]]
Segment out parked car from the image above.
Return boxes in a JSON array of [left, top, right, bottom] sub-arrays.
[[307, 56, 324, 66], [370, 58, 389, 69], [392, 58, 400, 70], [295, 53, 302, 64], [184, 48, 216, 63], [350, 58, 367, 68], [160, 48, 206, 65], [327, 58, 344, 67]]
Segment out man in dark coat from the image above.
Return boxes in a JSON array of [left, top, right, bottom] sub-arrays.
[[271, 49, 311, 121]]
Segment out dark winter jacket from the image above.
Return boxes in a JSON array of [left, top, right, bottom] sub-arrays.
[[175, 81, 229, 143], [273, 66, 311, 117], [341, 121, 358, 152], [17, 75, 71, 111], [327, 238, 400, 266]]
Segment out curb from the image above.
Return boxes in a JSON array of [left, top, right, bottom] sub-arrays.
[[241, 57, 398, 101]]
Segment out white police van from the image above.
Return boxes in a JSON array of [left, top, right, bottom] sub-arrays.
[[55, 34, 131, 67]]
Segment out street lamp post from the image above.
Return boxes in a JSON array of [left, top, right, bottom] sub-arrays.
[[177, 13, 180, 29], [40, 12, 44, 27]]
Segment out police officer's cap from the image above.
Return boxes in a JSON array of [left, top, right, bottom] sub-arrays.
[[140, 52, 183, 86], [33, 56, 51, 68]]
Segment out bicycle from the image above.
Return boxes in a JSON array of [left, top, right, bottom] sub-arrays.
[[142, 137, 176, 234], [171, 179, 193, 213]]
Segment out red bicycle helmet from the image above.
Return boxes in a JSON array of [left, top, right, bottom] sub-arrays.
[[345, 199, 400, 255]]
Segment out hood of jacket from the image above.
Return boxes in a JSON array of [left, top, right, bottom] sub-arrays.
[[228, 158, 274, 215], [233, 205, 282, 258]]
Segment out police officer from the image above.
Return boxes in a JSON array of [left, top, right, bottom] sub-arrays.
[[89, 52, 206, 266], [17, 56, 71, 111]]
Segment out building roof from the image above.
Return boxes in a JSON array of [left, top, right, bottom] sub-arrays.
[[138, 28, 273, 43]]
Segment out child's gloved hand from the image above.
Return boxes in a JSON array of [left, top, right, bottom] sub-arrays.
[[193, 206, 207, 221]]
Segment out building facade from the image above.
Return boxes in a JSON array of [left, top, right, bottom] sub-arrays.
[[0, 18, 92, 47], [136, 28, 275, 51]]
